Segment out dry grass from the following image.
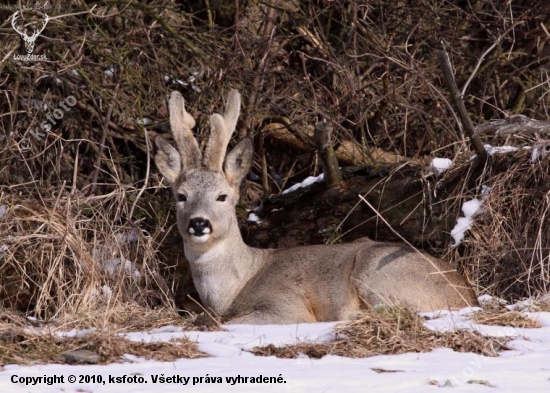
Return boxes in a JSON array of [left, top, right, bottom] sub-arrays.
[[473, 310, 541, 328], [0, 307, 206, 365], [444, 148, 550, 301], [250, 307, 507, 359], [0, 0, 549, 340], [0, 185, 173, 321], [0, 328, 205, 365]]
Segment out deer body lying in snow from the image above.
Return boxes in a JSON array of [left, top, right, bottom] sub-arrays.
[[154, 90, 478, 325]]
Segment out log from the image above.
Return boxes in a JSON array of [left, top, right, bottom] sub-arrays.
[[242, 163, 449, 249]]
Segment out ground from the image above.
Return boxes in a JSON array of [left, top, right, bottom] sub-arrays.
[[2, 298, 550, 392]]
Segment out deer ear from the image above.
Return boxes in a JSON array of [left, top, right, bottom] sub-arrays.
[[224, 138, 253, 185], [154, 136, 181, 184]]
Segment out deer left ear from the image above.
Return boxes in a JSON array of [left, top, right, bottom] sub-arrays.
[[224, 137, 253, 185]]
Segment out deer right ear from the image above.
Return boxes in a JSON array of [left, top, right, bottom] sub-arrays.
[[154, 136, 181, 184], [224, 137, 254, 186]]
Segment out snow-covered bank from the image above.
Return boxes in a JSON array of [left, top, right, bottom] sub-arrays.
[[3, 305, 550, 392]]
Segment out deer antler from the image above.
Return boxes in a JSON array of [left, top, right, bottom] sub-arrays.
[[203, 89, 241, 171], [168, 91, 201, 171]]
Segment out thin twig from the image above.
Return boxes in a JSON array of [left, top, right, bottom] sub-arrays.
[[461, 23, 520, 96], [129, 124, 151, 220], [90, 82, 120, 194], [240, 0, 279, 138], [46, 5, 98, 20]]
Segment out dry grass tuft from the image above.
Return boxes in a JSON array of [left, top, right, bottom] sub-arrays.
[[473, 310, 541, 328], [0, 307, 205, 365], [444, 148, 550, 301], [0, 328, 205, 366], [0, 186, 173, 321], [251, 307, 506, 359]]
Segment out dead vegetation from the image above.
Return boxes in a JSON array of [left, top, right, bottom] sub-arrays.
[[473, 309, 541, 329], [0, 323, 205, 365], [443, 147, 550, 301], [0, 0, 549, 341], [0, 184, 172, 319], [250, 307, 508, 359]]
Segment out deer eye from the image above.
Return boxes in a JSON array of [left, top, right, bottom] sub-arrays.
[[216, 194, 228, 202], [177, 194, 187, 202]]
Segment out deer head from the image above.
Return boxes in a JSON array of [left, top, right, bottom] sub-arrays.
[[11, 10, 49, 54], [154, 90, 253, 253]]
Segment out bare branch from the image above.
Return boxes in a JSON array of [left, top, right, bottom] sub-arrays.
[[475, 115, 550, 137], [437, 45, 487, 161]]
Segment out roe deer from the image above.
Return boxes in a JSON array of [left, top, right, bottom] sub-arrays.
[[154, 90, 478, 325]]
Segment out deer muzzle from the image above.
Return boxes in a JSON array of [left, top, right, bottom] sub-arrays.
[[188, 217, 212, 242]]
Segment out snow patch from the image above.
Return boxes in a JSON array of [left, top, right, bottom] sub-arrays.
[[102, 258, 140, 278], [484, 144, 519, 156], [450, 190, 490, 247], [430, 158, 452, 175], [282, 174, 325, 195], [247, 212, 262, 223], [136, 117, 152, 126], [0, 204, 6, 220], [4, 303, 550, 391], [104, 65, 115, 78]]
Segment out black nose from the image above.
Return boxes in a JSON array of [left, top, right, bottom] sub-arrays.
[[188, 217, 212, 236]]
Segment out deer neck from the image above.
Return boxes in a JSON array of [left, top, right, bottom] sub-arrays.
[[183, 227, 264, 316]]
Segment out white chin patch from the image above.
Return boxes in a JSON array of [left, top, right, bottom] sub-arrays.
[[189, 234, 211, 243]]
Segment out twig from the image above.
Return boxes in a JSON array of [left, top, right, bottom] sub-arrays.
[[47, 5, 98, 20], [461, 23, 519, 96], [71, 141, 81, 195], [90, 82, 120, 194], [129, 124, 150, 220], [240, 0, 279, 138], [437, 45, 487, 162]]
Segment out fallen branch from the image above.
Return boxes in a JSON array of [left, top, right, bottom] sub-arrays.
[[437, 45, 487, 162], [475, 115, 550, 137]]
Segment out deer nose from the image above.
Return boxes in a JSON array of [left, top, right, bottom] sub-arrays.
[[188, 217, 212, 236]]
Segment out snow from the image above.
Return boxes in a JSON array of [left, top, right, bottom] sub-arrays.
[[101, 258, 140, 278], [450, 188, 490, 247], [530, 143, 550, 163], [483, 144, 519, 156], [0, 204, 6, 220], [450, 199, 482, 247], [282, 174, 325, 195], [163, 71, 202, 93], [4, 301, 550, 392], [104, 66, 115, 78], [136, 118, 152, 126], [247, 212, 262, 223], [430, 157, 452, 174]]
